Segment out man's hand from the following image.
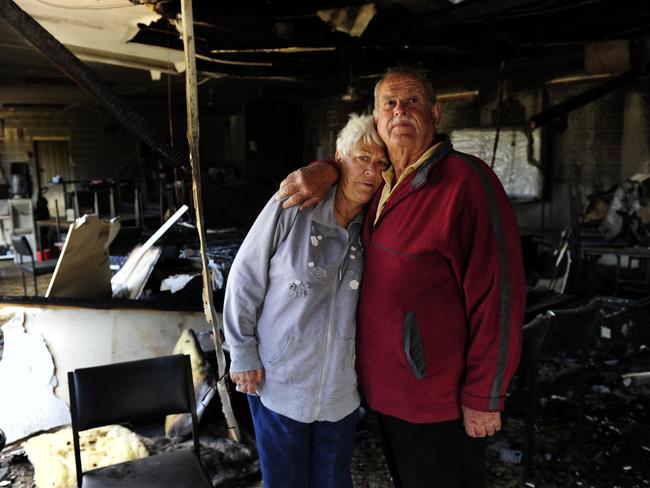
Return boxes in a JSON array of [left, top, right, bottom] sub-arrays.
[[461, 406, 501, 438], [277, 162, 339, 210], [230, 368, 264, 395]]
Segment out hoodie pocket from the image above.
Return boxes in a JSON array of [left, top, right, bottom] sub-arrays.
[[263, 335, 323, 387], [403, 312, 426, 380], [265, 334, 295, 367]]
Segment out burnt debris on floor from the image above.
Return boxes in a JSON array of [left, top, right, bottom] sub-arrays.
[[490, 359, 650, 487], [0, 432, 260, 488]]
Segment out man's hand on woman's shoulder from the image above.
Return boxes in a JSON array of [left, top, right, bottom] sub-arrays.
[[277, 161, 339, 210]]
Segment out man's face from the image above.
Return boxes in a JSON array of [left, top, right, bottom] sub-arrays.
[[374, 74, 440, 154]]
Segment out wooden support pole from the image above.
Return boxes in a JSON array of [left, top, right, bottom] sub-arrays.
[[179, 0, 240, 442]]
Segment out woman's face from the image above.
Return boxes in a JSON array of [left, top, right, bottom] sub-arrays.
[[337, 140, 389, 206]]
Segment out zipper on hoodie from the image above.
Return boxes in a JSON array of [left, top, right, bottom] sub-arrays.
[[312, 230, 348, 419]]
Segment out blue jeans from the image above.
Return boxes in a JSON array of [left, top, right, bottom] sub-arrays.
[[248, 395, 359, 488]]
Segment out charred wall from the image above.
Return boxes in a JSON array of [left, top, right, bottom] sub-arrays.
[[0, 102, 244, 211], [0, 109, 136, 182]]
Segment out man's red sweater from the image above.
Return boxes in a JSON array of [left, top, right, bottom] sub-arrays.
[[356, 136, 525, 423]]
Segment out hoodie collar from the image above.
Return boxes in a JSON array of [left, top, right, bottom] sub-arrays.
[[312, 185, 364, 230]]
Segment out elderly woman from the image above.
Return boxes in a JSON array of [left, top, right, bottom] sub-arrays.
[[223, 113, 387, 488]]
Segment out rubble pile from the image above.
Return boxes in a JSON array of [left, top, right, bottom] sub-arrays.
[[141, 435, 260, 487]]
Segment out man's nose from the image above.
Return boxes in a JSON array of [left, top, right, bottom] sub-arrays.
[[393, 100, 407, 115]]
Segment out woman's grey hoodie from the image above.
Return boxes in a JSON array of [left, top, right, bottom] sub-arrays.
[[223, 187, 363, 423]]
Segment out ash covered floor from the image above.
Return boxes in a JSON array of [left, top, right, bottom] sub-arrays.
[[2, 378, 648, 487], [0, 269, 52, 297], [351, 377, 650, 488]]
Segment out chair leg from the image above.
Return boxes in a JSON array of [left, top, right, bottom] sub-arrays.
[[524, 366, 539, 478], [29, 256, 38, 296], [575, 393, 585, 443], [20, 270, 27, 296]]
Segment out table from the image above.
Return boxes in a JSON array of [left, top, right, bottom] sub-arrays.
[[582, 245, 650, 295]]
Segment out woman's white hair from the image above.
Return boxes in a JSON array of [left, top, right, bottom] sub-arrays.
[[336, 113, 385, 158]]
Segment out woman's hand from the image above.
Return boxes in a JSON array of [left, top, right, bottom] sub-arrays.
[[230, 368, 265, 395]]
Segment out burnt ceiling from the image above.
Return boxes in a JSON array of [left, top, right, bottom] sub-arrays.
[[0, 0, 649, 106], [135, 0, 650, 85]]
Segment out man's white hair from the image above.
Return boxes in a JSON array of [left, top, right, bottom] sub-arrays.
[[336, 113, 385, 157]]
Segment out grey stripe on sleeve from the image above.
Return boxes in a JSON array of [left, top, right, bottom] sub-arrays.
[[457, 153, 511, 410]]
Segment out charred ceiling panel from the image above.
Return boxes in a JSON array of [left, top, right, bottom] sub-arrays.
[[1, 0, 649, 103], [13, 0, 185, 73], [316, 3, 377, 37], [121, 0, 650, 98]]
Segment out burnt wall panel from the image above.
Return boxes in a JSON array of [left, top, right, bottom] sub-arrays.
[[621, 86, 650, 179], [437, 80, 650, 236], [0, 110, 137, 185], [302, 98, 370, 162]]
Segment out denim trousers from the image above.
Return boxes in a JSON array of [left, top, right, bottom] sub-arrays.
[[248, 395, 359, 488]]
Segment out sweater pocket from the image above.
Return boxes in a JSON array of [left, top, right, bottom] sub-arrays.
[[403, 312, 426, 380], [263, 334, 323, 388], [265, 334, 295, 368]]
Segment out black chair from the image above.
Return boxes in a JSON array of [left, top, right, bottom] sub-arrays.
[[10, 235, 57, 296], [521, 298, 601, 476], [541, 298, 601, 355], [67, 354, 213, 488]]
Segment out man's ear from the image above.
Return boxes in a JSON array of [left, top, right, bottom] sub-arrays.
[[335, 149, 343, 162], [431, 103, 441, 127]]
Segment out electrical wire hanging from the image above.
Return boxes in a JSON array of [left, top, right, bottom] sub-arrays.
[[490, 60, 506, 169]]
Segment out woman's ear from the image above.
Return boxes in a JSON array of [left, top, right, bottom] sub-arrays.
[[335, 149, 343, 162]]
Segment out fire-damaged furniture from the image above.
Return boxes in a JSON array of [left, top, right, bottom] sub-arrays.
[[10, 235, 57, 296], [519, 298, 601, 477], [541, 299, 601, 355], [582, 246, 650, 296], [67, 354, 212, 488]]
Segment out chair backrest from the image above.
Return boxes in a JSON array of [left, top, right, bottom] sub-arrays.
[[541, 298, 601, 354], [520, 314, 551, 371], [11, 235, 33, 258], [68, 354, 200, 485]]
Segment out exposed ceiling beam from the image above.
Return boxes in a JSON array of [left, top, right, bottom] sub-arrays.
[[395, 0, 578, 33], [528, 69, 641, 129]]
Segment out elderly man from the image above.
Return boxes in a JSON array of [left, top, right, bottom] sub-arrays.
[[278, 67, 525, 488]]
